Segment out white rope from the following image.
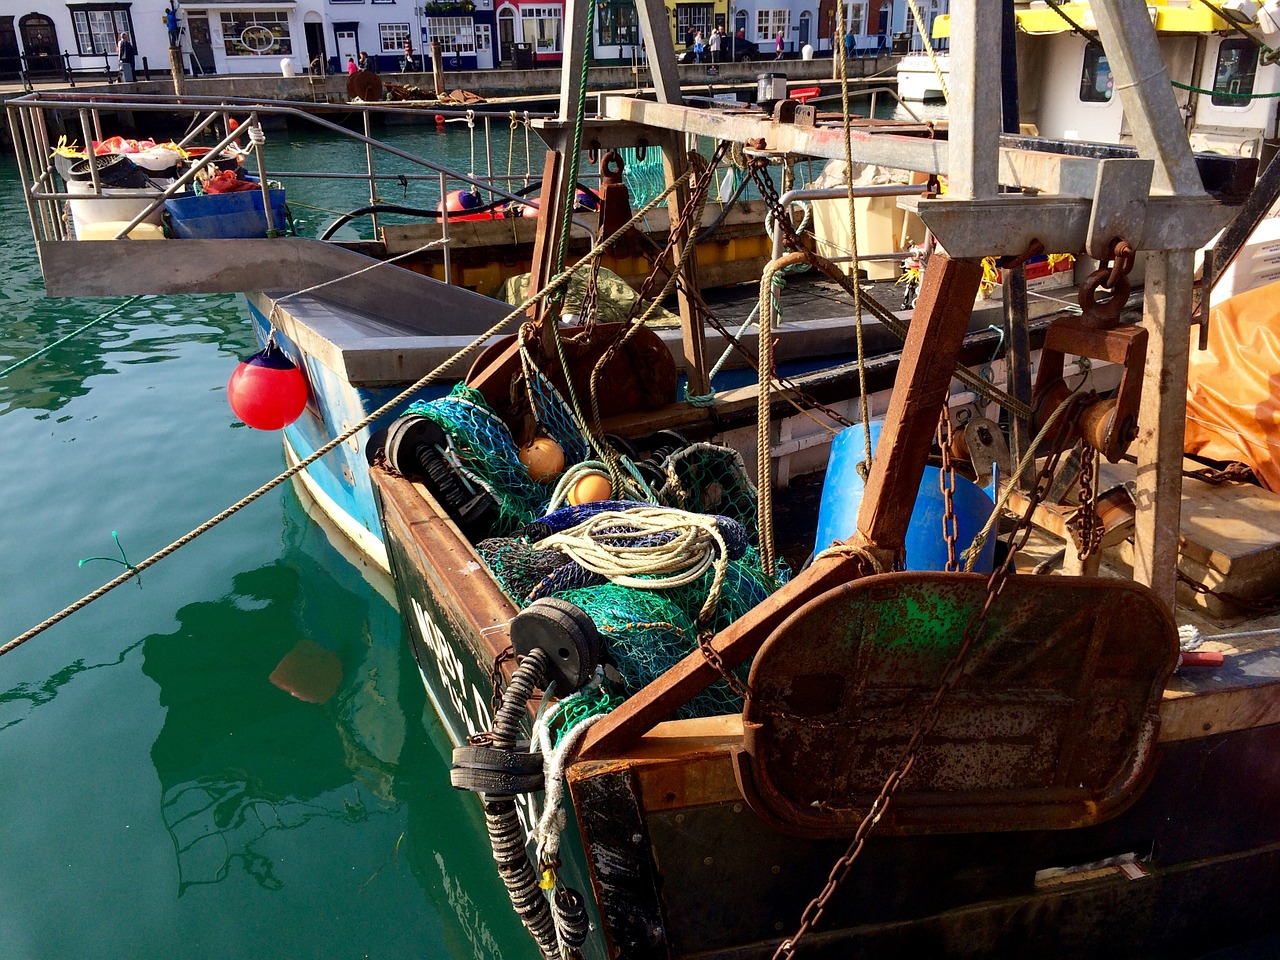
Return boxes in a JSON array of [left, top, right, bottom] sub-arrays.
[[536, 507, 729, 592], [1178, 623, 1280, 651]]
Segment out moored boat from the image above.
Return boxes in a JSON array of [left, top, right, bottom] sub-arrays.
[[366, 1, 1280, 957]]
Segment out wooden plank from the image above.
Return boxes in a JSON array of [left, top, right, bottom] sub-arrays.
[[662, 131, 710, 399], [1100, 458, 1280, 611], [854, 253, 985, 558]]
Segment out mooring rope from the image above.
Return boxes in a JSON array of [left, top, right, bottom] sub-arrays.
[[536, 506, 731, 627], [2, 167, 698, 658], [0, 295, 145, 379]]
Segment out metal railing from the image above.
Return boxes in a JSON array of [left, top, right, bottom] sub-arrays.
[[5, 92, 579, 284]]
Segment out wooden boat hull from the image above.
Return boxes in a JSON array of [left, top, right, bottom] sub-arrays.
[[373, 461, 1280, 958]]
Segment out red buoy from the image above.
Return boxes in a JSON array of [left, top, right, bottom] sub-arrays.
[[227, 341, 309, 430], [439, 188, 485, 219]]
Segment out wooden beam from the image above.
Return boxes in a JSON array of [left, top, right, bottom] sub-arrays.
[[661, 131, 710, 398], [633, 0, 682, 105], [854, 253, 985, 559]]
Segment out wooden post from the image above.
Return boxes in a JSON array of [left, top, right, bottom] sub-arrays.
[[854, 253, 985, 560], [1131, 249, 1194, 612], [661, 131, 710, 398], [168, 45, 185, 96], [430, 40, 444, 97], [633, 0, 683, 105]]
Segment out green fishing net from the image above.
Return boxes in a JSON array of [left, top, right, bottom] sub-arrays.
[[555, 549, 788, 721], [654, 442, 759, 536], [619, 146, 668, 210], [404, 384, 549, 534]]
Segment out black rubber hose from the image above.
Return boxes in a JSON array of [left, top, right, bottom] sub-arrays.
[[316, 181, 604, 241], [483, 647, 560, 959]]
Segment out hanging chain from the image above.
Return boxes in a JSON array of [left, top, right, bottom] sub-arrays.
[[696, 628, 752, 701], [938, 407, 960, 572], [1069, 443, 1104, 562], [774, 403, 1084, 960]]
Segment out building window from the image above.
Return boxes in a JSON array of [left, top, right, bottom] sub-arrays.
[[1079, 40, 1112, 103], [427, 15, 475, 55], [597, 0, 637, 45], [676, 3, 712, 41], [379, 21, 411, 51], [72, 6, 132, 55], [520, 5, 560, 52], [1212, 38, 1258, 106], [756, 8, 789, 42], [842, 2, 866, 34], [220, 11, 293, 55]]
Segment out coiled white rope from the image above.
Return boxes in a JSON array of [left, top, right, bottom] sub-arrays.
[[536, 507, 731, 626]]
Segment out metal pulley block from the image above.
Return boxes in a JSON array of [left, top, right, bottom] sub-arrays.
[[596, 150, 633, 241], [1032, 315, 1147, 463]]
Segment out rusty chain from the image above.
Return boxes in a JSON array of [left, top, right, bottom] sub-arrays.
[[938, 408, 960, 572], [1069, 443, 1104, 562], [774, 404, 1083, 959]]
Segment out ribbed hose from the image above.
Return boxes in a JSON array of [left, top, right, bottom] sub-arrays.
[[492, 647, 547, 749], [484, 647, 559, 958], [483, 796, 560, 957], [553, 887, 590, 949]]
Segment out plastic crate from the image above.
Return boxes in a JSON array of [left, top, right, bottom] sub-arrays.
[[164, 184, 288, 239]]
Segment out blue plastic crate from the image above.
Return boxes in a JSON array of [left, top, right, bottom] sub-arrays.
[[164, 184, 288, 239]]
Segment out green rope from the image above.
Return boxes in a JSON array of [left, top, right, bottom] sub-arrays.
[[1169, 79, 1280, 99], [0, 295, 144, 379], [553, 14, 595, 278]]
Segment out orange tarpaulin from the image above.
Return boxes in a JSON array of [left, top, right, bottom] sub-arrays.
[[1185, 279, 1280, 491]]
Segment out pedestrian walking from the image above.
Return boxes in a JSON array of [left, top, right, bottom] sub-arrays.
[[117, 31, 136, 82], [775, 31, 784, 60], [709, 27, 722, 63]]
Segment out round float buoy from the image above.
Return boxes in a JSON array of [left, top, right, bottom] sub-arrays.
[[568, 473, 612, 506], [518, 436, 566, 482], [434, 114, 446, 127], [439, 188, 483, 218], [227, 341, 309, 430]]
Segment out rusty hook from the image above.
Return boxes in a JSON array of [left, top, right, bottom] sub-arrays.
[[601, 150, 625, 179], [635, 138, 648, 162], [586, 139, 600, 165]]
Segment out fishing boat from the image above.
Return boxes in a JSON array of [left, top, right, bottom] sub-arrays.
[[359, 1, 1280, 958], [10, 0, 1280, 954], [6, 87, 959, 575]]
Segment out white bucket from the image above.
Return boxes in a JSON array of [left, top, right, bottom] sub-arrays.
[[281, 57, 297, 77], [67, 179, 168, 236]]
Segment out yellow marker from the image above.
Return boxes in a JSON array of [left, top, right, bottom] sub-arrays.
[[539, 868, 556, 890]]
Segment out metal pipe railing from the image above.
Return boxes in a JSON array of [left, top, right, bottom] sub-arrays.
[[13, 95, 593, 241]]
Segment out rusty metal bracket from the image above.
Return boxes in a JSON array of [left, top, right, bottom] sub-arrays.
[[772, 100, 816, 127]]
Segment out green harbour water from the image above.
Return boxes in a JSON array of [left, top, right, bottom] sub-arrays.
[[0, 125, 531, 959]]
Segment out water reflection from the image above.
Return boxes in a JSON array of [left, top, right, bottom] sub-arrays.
[[141, 490, 406, 894]]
